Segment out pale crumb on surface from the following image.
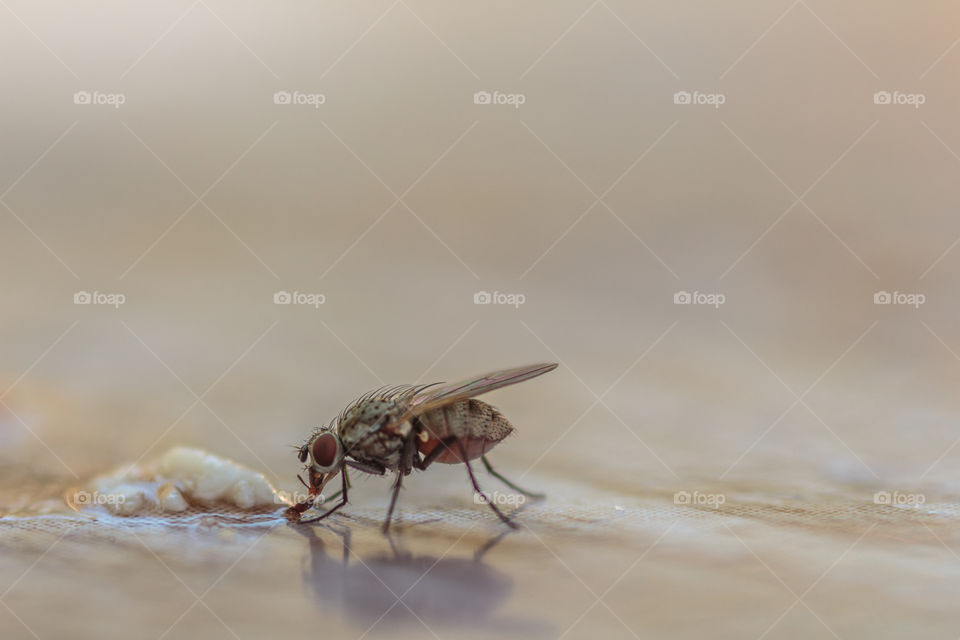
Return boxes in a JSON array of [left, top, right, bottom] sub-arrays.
[[155, 447, 277, 507], [70, 446, 281, 515], [157, 482, 188, 512]]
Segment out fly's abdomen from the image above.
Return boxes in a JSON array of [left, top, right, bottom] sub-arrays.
[[416, 399, 513, 464]]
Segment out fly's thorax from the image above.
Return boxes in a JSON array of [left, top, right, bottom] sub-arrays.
[[336, 397, 411, 468], [336, 398, 407, 440]]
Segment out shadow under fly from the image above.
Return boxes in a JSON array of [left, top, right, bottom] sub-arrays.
[[289, 513, 551, 635]]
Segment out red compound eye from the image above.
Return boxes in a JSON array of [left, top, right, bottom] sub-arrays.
[[311, 433, 339, 469]]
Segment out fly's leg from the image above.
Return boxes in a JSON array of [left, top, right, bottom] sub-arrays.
[[287, 471, 326, 518], [300, 467, 350, 524], [400, 434, 416, 477], [481, 455, 545, 499], [317, 488, 342, 504], [316, 471, 352, 504], [290, 463, 360, 517], [460, 441, 518, 529], [314, 461, 381, 507], [382, 472, 403, 534], [382, 433, 417, 533], [414, 435, 458, 471], [346, 459, 386, 475]]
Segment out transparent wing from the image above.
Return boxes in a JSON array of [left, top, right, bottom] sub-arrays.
[[408, 362, 558, 415]]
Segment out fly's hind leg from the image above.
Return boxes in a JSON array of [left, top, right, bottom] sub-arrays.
[[414, 435, 458, 471], [460, 441, 518, 529], [481, 455, 545, 499]]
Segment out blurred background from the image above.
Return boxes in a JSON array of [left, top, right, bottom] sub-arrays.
[[2, 1, 960, 638]]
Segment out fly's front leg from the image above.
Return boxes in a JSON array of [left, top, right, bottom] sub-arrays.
[[401, 433, 416, 477], [286, 467, 327, 518], [460, 441, 518, 529], [481, 455, 545, 499], [300, 467, 350, 524], [346, 459, 386, 476], [286, 497, 316, 520], [313, 461, 382, 508]]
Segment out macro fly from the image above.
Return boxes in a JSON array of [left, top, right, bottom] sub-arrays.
[[286, 362, 558, 532]]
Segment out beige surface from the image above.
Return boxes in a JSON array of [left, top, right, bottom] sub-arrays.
[[3, 1, 960, 638]]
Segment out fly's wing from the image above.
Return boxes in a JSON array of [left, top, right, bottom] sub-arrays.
[[407, 362, 558, 416]]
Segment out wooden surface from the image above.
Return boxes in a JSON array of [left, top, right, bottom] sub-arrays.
[[2, 2, 960, 638]]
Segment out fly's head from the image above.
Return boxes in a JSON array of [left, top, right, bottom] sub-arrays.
[[298, 426, 346, 496]]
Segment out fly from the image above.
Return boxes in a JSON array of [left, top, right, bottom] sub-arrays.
[[286, 362, 558, 532]]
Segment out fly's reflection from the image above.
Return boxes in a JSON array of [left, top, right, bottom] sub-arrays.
[[292, 519, 550, 635]]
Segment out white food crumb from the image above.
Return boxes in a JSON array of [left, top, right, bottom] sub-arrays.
[[156, 447, 276, 508], [157, 482, 188, 512], [71, 446, 281, 515]]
